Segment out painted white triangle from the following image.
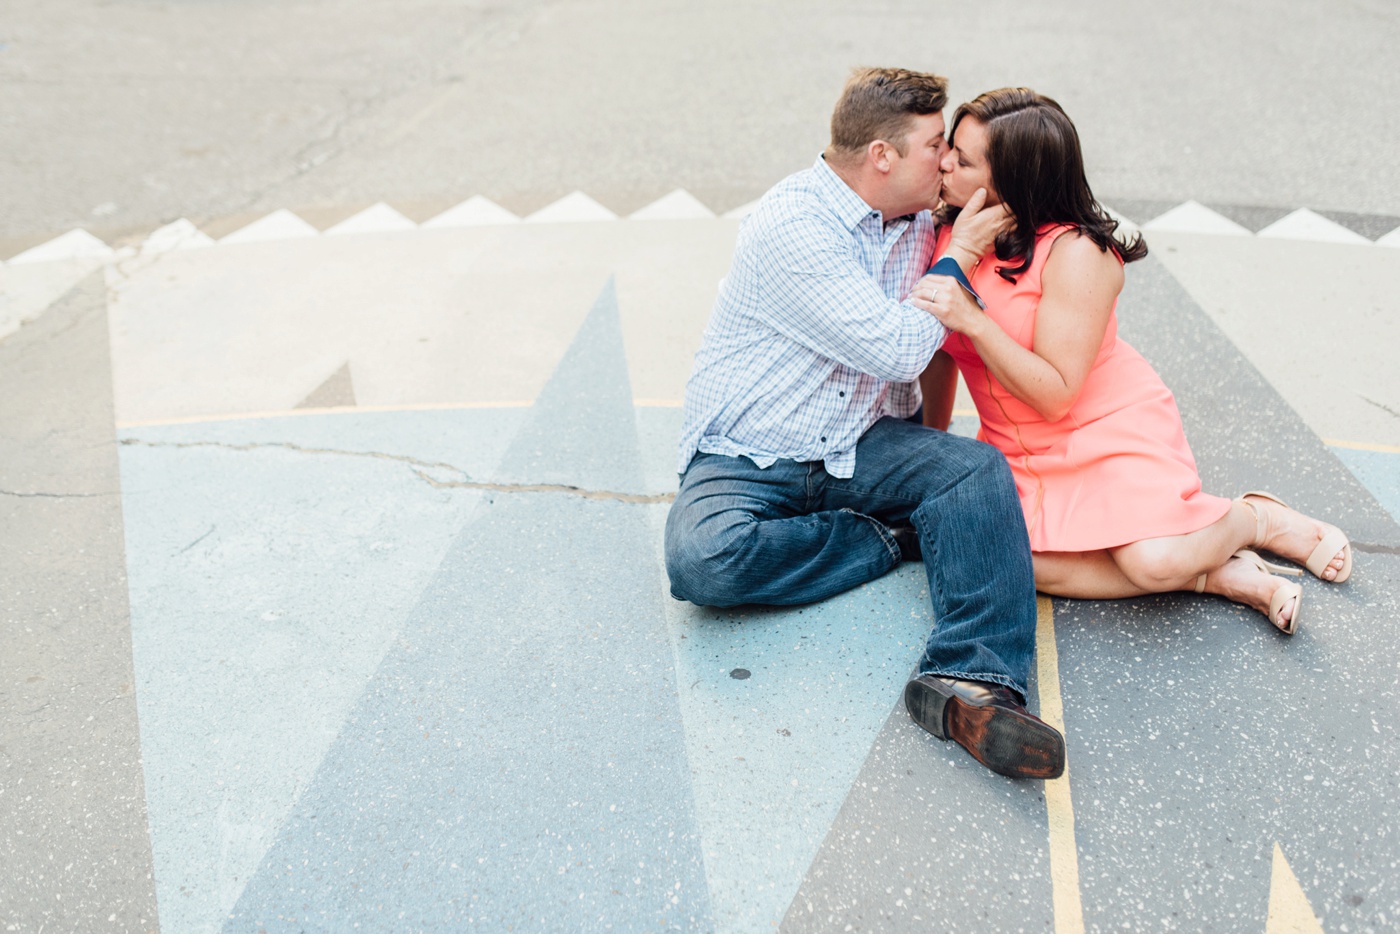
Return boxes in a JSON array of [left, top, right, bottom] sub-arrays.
[[141, 219, 215, 255], [1378, 225, 1400, 247], [630, 189, 716, 220], [1142, 200, 1251, 236], [1266, 843, 1324, 934], [654, 512, 930, 934], [1, 257, 106, 340], [1258, 208, 1371, 244], [1102, 204, 1140, 235], [325, 202, 417, 236], [9, 229, 115, 264], [525, 191, 618, 223], [722, 199, 762, 220], [422, 195, 521, 228], [220, 209, 320, 244]]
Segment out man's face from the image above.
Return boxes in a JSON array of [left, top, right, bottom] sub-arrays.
[[939, 116, 997, 209], [884, 111, 949, 216]]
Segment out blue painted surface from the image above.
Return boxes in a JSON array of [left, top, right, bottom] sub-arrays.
[[635, 405, 684, 496], [120, 416, 510, 933], [660, 556, 932, 933], [1331, 446, 1400, 524], [226, 494, 708, 931], [217, 279, 712, 930], [494, 277, 646, 495]]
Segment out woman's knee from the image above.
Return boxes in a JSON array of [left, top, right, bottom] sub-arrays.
[[1112, 539, 1194, 592]]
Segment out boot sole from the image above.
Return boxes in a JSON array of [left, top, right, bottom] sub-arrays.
[[904, 677, 1065, 780]]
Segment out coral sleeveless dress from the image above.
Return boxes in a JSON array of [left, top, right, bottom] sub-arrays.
[[935, 223, 1231, 553]]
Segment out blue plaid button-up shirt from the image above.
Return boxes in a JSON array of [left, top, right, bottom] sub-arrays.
[[677, 155, 947, 478]]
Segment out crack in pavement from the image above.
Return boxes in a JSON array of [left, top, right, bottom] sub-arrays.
[[118, 437, 675, 505], [175, 524, 217, 555], [408, 468, 674, 503], [1359, 394, 1400, 421]]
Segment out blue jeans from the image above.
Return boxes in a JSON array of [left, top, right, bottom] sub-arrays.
[[664, 416, 1037, 698]]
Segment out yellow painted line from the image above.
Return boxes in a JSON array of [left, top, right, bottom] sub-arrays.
[[1325, 438, 1400, 454], [1036, 595, 1085, 934], [1266, 843, 1324, 933], [952, 408, 978, 417], [115, 400, 534, 429]]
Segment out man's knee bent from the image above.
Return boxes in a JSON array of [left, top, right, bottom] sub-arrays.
[[665, 510, 756, 607]]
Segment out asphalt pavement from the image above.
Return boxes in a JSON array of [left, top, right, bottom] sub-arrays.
[[3, 2, 1399, 932]]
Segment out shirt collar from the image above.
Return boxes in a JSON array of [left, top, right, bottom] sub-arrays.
[[812, 155, 882, 231]]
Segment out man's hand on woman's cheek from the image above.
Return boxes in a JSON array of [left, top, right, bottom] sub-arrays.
[[946, 187, 1012, 264]]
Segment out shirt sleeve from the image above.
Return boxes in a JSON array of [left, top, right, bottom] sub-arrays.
[[751, 214, 947, 383]]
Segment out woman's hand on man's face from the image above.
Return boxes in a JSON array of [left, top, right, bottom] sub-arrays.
[[946, 187, 1012, 260], [910, 274, 989, 340]]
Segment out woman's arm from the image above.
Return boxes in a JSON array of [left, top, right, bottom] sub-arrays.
[[919, 350, 958, 430], [910, 232, 1121, 422]]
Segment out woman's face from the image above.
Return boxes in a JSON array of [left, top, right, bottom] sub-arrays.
[[939, 116, 997, 209]]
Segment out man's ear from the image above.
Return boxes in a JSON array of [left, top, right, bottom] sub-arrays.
[[867, 139, 895, 174]]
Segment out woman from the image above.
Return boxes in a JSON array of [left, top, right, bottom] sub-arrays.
[[911, 88, 1351, 634]]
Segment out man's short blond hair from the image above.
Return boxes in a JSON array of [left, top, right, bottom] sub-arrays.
[[829, 67, 949, 160]]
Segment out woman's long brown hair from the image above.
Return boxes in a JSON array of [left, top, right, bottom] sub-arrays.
[[950, 87, 1148, 282]]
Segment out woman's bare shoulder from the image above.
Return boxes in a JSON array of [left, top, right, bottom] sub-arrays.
[[1043, 229, 1124, 292]]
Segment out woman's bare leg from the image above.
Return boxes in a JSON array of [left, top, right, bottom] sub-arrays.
[[1109, 501, 1256, 592], [1033, 550, 1148, 599], [1108, 502, 1299, 626], [1034, 543, 1300, 628]]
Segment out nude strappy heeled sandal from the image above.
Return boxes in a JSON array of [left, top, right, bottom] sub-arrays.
[[1238, 491, 1352, 584], [1194, 551, 1304, 635], [1234, 550, 1304, 635]]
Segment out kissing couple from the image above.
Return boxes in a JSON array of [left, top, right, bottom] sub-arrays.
[[664, 67, 1352, 780]]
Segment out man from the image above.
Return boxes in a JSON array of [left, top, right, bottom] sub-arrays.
[[664, 67, 1064, 780]]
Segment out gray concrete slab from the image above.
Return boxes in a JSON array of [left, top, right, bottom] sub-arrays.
[[6, 0, 1400, 246], [0, 273, 159, 931], [781, 708, 1056, 933], [1053, 567, 1400, 932]]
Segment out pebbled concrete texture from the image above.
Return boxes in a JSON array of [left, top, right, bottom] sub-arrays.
[[493, 277, 645, 493], [225, 490, 708, 931], [0, 273, 159, 931], [6, 2, 1400, 927], [1054, 567, 1400, 932], [4, 208, 1398, 933], [783, 709, 1056, 933]]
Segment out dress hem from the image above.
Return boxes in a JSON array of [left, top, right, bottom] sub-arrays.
[[1026, 497, 1232, 554]]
